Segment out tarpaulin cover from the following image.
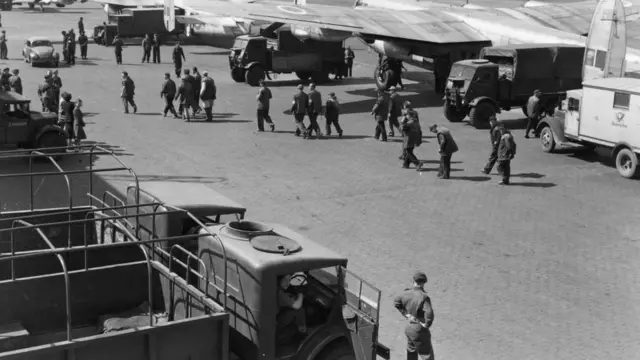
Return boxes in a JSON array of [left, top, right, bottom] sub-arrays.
[[98, 302, 168, 333], [480, 44, 584, 96]]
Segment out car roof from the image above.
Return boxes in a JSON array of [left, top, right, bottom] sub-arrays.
[[0, 91, 31, 104], [27, 37, 51, 43]]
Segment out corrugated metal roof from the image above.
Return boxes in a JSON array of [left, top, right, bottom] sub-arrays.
[[583, 77, 640, 93]]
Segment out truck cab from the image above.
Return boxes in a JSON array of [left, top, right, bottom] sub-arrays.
[[229, 35, 273, 85], [444, 59, 499, 124], [125, 182, 389, 360], [0, 91, 66, 155]]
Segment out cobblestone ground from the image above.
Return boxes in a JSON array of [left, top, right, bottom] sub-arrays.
[[2, 3, 640, 360]]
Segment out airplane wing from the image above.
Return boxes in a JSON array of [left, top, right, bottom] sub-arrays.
[[172, 0, 491, 43]]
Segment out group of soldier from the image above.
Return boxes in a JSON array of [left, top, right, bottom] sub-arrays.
[[61, 18, 89, 65]]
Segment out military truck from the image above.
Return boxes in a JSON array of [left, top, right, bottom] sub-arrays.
[[0, 91, 67, 157], [0, 149, 390, 360], [443, 44, 585, 128], [93, 8, 183, 46], [229, 27, 345, 86]]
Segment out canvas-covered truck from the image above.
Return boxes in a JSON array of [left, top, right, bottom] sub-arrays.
[[0, 147, 390, 360], [229, 27, 345, 86], [93, 8, 183, 46], [443, 44, 584, 128], [537, 77, 640, 179]]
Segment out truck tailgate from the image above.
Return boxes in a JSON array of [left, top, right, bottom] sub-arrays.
[[0, 313, 229, 360]]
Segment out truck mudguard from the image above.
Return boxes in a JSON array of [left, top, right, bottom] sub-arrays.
[[469, 96, 500, 112], [612, 142, 636, 158], [36, 125, 67, 141], [296, 325, 349, 360], [245, 61, 263, 71], [536, 118, 566, 144]]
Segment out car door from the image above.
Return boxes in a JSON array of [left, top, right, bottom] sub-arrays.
[[340, 266, 389, 360]]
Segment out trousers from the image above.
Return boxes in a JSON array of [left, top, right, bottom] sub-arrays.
[[438, 154, 452, 179], [483, 147, 498, 173], [405, 324, 434, 360], [115, 51, 122, 64], [142, 48, 151, 62], [80, 45, 87, 59], [497, 160, 511, 184], [257, 109, 274, 131], [374, 120, 387, 141], [325, 115, 342, 135], [388, 116, 401, 135], [404, 147, 420, 168], [152, 47, 160, 63], [121, 96, 136, 113], [308, 113, 322, 136], [293, 114, 307, 136], [163, 94, 178, 116]]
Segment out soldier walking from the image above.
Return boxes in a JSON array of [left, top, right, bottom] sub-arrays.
[[256, 80, 275, 132], [161, 72, 179, 118], [344, 46, 355, 78], [152, 33, 161, 63], [200, 71, 216, 122], [120, 71, 137, 114], [388, 86, 402, 137], [429, 124, 458, 179], [291, 84, 309, 138], [78, 31, 88, 60], [497, 125, 517, 185], [78, 17, 84, 35], [525, 89, 542, 139], [113, 35, 124, 64], [401, 101, 422, 170], [38, 74, 55, 112], [482, 116, 501, 174], [325, 92, 342, 137], [9, 69, 22, 94], [371, 89, 389, 142], [141, 34, 152, 63], [0, 30, 7, 60], [67, 29, 76, 65], [191, 67, 202, 114], [172, 42, 186, 78], [394, 271, 435, 360], [307, 83, 323, 138], [176, 76, 194, 122]]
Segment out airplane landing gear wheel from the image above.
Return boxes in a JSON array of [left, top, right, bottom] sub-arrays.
[[374, 66, 396, 90]]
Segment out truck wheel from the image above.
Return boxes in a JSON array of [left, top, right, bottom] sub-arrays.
[[615, 148, 638, 179], [540, 126, 556, 153], [469, 102, 495, 129], [314, 341, 355, 360], [230, 68, 245, 83], [374, 66, 396, 90], [36, 131, 67, 160], [245, 67, 265, 87], [296, 71, 311, 81], [443, 104, 466, 122]]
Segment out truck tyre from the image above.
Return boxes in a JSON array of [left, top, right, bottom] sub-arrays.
[[444, 104, 466, 122], [296, 71, 312, 81], [245, 66, 265, 87], [231, 67, 245, 83], [311, 68, 330, 84], [36, 131, 67, 160], [314, 341, 355, 360], [539, 126, 556, 153], [469, 102, 495, 129], [615, 148, 638, 179], [374, 66, 396, 90]]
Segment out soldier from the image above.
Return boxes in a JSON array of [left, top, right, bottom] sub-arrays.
[[78, 31, 89, 60], [325, 92, 342, 137], [307, 83, 323, 138], [113, 35, 124, 64], [0, 30, 7, 60], [0, 68, 10, 91], [172, 42, 186, 78], [51, 70, 62, 109], [388, 86, 402, 137], [191, 67, 202, 114], [9, 69, 22, 94], [400, 101, 422, 170], [497, 125, 517, 185], [141, 34, 152, 63], [394, 271, 435, 360], [37, 74, 55, 112], [67, 29, 76, 65], [176, 76, 194, 122], [429, 124, 458, 179], [60, 92, 75, 147], [291, 84, 309, 138], [371, 89, 389, 142], [152, 33, 161, 63], [525, 89, 543, 138], [344, 46, 355, 78], [0, 12, 3, 28], [200, 70, 216, 122], [256, 79, 275, 132], [61, 31, 68, 63], [120, 71, 137, 114], [78, 17, 84, 35], [482, 116, 501, 174], [160, 72, 179, 118]]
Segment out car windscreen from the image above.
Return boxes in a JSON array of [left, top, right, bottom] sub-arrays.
[[31, 40, 52, 48]]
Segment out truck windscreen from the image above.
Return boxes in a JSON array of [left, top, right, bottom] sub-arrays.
[[233, 39, 247, 49], [449, 64, 476, 79]]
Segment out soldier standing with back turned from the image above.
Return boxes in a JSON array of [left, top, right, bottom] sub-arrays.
[[152, 33, 161, 63], [160, 72, 178, 118], [113, 35, 124, 64], [344, 46, 355, 78], [307, 83, 323, 139], [497, 124, 517, 185], [78, 31, 88, 60], [141, 34, 152, 63], [371, 89, 389, 142], [394, 271, 435, 360], [256, 79, 275, 132]]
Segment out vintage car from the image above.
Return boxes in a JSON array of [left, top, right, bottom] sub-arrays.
[[22, 36, 60, 67]]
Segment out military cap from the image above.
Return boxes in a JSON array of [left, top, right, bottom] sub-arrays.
[[122, 71, 128, 76], [3, 67, 9, 72], [297, 84, 304, 90], [164, 72, 170, 77], [403, 100, 412, 108], [413, 271, 428, 284]]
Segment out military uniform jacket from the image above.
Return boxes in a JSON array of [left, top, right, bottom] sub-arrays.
[[201, 77, 216, 100], [52, 77, 62, 90], [172, 47, 185, 64], [121, 77, 135, 98], [38, 81, 53, 98], [161, 79, 177, 97], [372, 94, 389, 121], [437, 127, 458, 155], [192, 72, 202, 91], [308, 90, 322, 115], [292, 92, 309, 115], [78, 34, 88, 47], [526, 95, 541, 120], [112, 39, 124, 53], [141, 38, 152, 50], [498, 131, 516, 161], [177, 82, 194, 105], [394, 286, 434, 330], [325, 98, 339, 120], [489, 125, 501, 149], [257, 87, 271, 110]]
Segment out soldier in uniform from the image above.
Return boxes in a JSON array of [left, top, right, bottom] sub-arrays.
[[9, 69, 22, 94], [497, 124, 517, 185], [37, 74, 55, 112], [325, 92, 342, 137], [152, 33, 161, 63], [344, 46, 355, 78], [51, 70, 62, 110], [482, 116, 501, 174], [400, 101, 422, 170], [141, 34, 152, 63], [525, 89, 542, 139], [160, 72, 179, 118], [172, 42, 186, 78], [61, 31, 69, 63], [78, 31, 89, 60], [0, 67, 11, 91], [256, 79, 275, 132], [394, 271, 434, 360], [113, 35, 124, 64], [291, 84, 309, 138], [429, 124, 458, 179], [387, 86, 402, 137], [78, 17, 84, 34], [176, 76, 194, 122], [67, 29, 76, 65], [307, 83, 323, 139], [191, 67, 202, 114], [120, 71, 137, 114], [371, 89, 389, 142], [200, 70, 216, 122], [0, 30, 8, 60]]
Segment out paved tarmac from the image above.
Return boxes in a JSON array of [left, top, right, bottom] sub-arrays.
[[1, 3, 640, 360]]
